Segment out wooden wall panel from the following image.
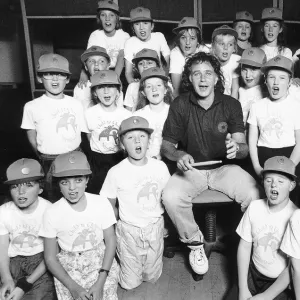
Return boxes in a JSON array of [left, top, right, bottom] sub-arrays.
[[283, 1, 300, 21]]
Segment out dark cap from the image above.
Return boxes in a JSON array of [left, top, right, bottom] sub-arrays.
[[90, 70, 121, 88], [97, 0, 119, 14], [140, 67, 168, 84], [130, 7, 152, 23], [238, 47, 267, 68], [262, 55, 293, 75], [80, 46, 110, 64], [172, 17, 201, 34], [119, 116, 154, 136], [37, 53, 71, 74], [262, 156, 297, 179], [261, 7, 283, 21], [132, 48, 160, 66], [234, 11, 254, 23], [212, 25, 238, 40]]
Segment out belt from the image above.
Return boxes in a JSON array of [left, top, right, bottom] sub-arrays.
[[193, 162, 223, 171]]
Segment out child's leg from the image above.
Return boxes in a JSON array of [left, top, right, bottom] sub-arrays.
[[143, 217, 164, 283], [116, 220, 145, 290]]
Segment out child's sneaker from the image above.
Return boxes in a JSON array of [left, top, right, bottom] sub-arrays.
[[188, 242, 209, 275]]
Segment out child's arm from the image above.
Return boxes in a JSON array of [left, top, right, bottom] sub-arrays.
[[115, 50, 125, 77], [249, 265, 291, 299], [170, 73, 182, 98], [43, 237, 90, 300], [125, 59, 135, 84], [291, 257, 300, 299], [77, 68, 89, 89], [0, 234, 14, 299], [163, 54, 170, 75], [107, 198, 118, 219], [88, 225, 116, 300], [290, 129, 300, 166], [231, 77, 239, 99], [237, 238, 252, 300], [26, 129, 38, 157], [248, 124, 263, 178]]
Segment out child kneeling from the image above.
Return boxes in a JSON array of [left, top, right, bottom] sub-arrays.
[[100, 116, 170, 289]]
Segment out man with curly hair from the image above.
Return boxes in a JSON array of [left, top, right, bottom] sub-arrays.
[[161, 52, 262, 276]]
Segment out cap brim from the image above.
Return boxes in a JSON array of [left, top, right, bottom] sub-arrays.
[[140, 74, 168, 84], [37, 68, 71, 75], [261, 17, 283, 21], [172, 25, 200, 34], [261, 65, 293, 75], [238, 59, 263, 68], [52, 169, 92, 178], [130, 17, 152, 23], [233, 19, 254, 24], [4, 175, 44, 185], [81, 52, 111, 64], [119, 127, 154, 137], [90, 81, 121, 88], [213, 29, 238, 39], [97, 7, 119, 14], [132, 56, 159, 65], [262, 169, 297, 180]]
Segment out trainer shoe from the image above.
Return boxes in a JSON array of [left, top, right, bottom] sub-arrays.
[[188, 243, 209, 275]]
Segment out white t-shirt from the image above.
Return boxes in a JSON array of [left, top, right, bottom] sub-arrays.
[[0, 198, 52, 257], [292, 48, 300, 64], [237, 199, 297, 278], [133, 104, 169, 159], [73, 80, 124, 111], [39, 193, 116, 252], [260, 45, 293, 61], [221, 54, 240, 96], [123, 81, 173, 111], [100, 158, 170, 227], [169, 44, 211, 74], [281, 209, 300, 259], [238, 85, 265, 125], [85, 105, 131, 154], [247, 95, 300, 148], [21, 94, 88, 155], [124, 32, 170, 64], [87, 29, 130, 69]]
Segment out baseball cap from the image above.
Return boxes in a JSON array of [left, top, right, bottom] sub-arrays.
[[234, 11, 254, 23], [172, 17, 201, 34], [212, 25, 238, 40], [97, 0, 119, 14], [51, 151, 92, 178], [261, 7, 283, 21], [238, 48, 267, 68], [36, 53, 71, 74], [140, 67, 168, 84], [4, 158, 44, 185], [261, 55, 293, 75], [132, 49, 160, 67], [130, 7, 152, 23], [119, 116, 154, 137], [80, 46, 111, 64], [262, 156, 297, 180], [90, 70, 121, 88]]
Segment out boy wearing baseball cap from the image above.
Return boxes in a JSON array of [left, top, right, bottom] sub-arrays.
[[21, 53, 88, 201], [238, 47, 267, 125], [0, 159, 56, 300], [211, 25, 241, 99], [100, 116, 170, 289], [227, 156, 297, 299]]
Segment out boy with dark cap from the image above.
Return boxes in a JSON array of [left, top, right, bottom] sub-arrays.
[[0, 159, 56, 300], [100, 116, 170, 289]]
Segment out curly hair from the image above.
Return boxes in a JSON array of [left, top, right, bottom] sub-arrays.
[[181, 52, 225, 94], [97, 10, 122, 30]]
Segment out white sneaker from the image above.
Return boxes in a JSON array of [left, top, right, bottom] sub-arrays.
[[188, 243, 209, 275]]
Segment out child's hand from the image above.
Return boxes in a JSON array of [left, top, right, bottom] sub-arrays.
[[0, 280, 15, 300], [239, 287, 252, 300], [254, 165, 263, 179], [88, 281, 104, 300], [70, 283, 90, 300], [77, 80, 88, 89], [225, 133, 239, 159], [6, 287, 24, 300]]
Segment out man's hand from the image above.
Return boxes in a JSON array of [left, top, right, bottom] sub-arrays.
[[6, 287, 24, 300], [225, 133, 239, 159], [0, 280, 15, 300], [177, 153, 194, 172]]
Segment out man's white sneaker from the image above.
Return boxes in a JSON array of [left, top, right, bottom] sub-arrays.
[[188, 243, 209, 275]]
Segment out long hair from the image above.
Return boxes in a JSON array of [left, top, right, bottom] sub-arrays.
[[136, 79, 173, 111], [97, 10, 122, 30], [181, 52, 225, 94], [172, 27, 203, 52]]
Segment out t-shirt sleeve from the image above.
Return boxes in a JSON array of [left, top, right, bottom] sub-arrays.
[[162, 98, 186, 144], [121, 31, 130, 49], [99, 197, 117, 230], [21, 103, 35, 130], [283, 48, 293, 60], [99, 168, 118, 199], [77, 102, 89, 133], [0, 206, 8, 235], [39, 207, 58, 238], [124, 37, 135, 63], [294, 103, 300, 130], [87, 31, 99, 49], [227, 98, 245, 133], [236, 204, 253, 243], [161, 162, 171, 187], [158, 32, 171, 58], [169, 48, 184, 74], [123, 83, 136, 108], [247, 103, 258, 126]]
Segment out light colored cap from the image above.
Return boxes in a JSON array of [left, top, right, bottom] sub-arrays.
[[51, 151, 92, 178], [132, 48, 160, 66], [4, 158, 44, 185], [212, 25, 238, 40], [119, 116, 154, 136], [238, 47, 267, 67], [172, 17, 201, 34], [90, 70, 121, 88], [81, 46, 110, 64], [36, 53, 71, 74], [262, 55, 293, 75], [130, 7, 152, 23], [261, 7, 283, 21], [140, 67, 168, 84], [234, 11, 254, 23], [97, 0, 119, 14], [262, 156, 296, 179]]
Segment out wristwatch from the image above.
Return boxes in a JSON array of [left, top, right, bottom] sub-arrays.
[[99, 268, 110, 275]]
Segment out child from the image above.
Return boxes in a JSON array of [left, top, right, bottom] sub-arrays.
[[236, 156, 297, 299], [281, 208, 300, 299], [233, 11, 254, 56], [40, 151, 119, 300], [100, 116, 170, 289], [21, 53, 88, 201], [170, 17, 210, 97], [211, 25, 240, 99], [85, 70, 131, 194], [74, 46, 124, 110], [0, 159, 56, 300], [238, 47, 267, 126], [248, 55, 300, 178], [124, 6, 170, 84], [133, 67, 173, 160], [260, 7, 292, 61], [124, 48, 172, 112]]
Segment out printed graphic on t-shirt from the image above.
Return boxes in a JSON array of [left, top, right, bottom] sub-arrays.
[[96, 121, 120, 152], [262, 117, 283, 139], [107, 45, 120, 68], [136, 180, 159, 212], [54, 109, 78, 141], [12, 230, 39, 249]]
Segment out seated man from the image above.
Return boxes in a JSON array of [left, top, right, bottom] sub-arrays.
[[161, 52, 262, 276]]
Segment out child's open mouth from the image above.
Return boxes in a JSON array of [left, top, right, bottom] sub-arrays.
[[268, 33, 274, 38], [18, 197, 27, 204], [105, 22, 112, 27], [135, 146, 142, 154], [104, 96, 111, 102], [52, 83, 59, 88], [270, 190, 279, 200], [140, 31, 146, 37], [272, 86, 279, 95]]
